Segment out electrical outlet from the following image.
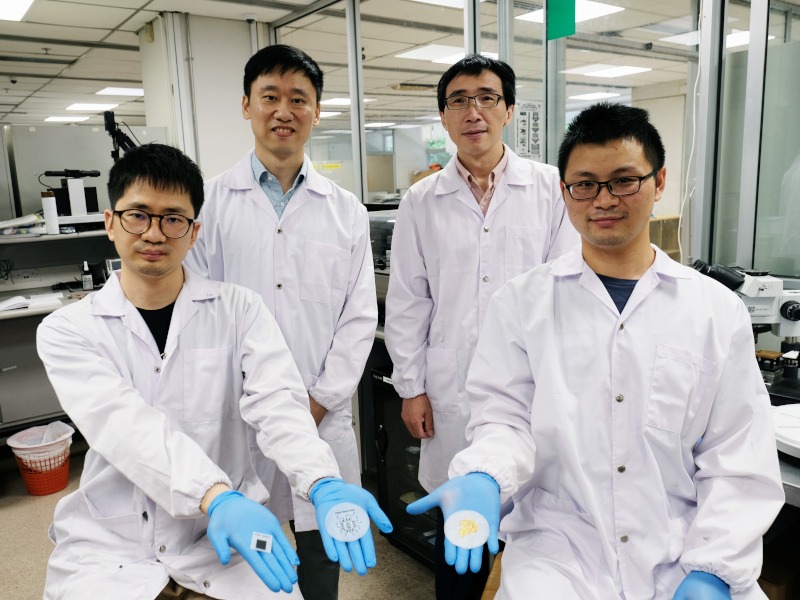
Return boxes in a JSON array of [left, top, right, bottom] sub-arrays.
[[11, 269, 42, 284]]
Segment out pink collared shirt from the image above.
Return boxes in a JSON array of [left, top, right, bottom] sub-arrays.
[[454, 147, 509, 216]]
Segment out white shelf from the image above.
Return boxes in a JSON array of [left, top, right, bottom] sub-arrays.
[[0, 230, 107, 245]]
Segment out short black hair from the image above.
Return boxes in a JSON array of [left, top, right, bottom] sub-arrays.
[[558, 102, 665, 180], [107, 144, 204, 216], [437, 54, 516, 113], [243, 44, 323, 102]]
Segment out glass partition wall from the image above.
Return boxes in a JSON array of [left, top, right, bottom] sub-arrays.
[[269, 0, 788, 276]]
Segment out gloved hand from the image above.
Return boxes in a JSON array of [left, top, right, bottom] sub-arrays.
[[206, 490, 299, 593], [673, 571, 731, 600], [406, 472, 500, 575], [310, 477, 393, 576]]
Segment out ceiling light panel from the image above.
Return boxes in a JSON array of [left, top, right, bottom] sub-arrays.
[[517, 0, 624, 24]]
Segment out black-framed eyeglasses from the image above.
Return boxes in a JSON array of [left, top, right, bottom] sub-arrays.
[[563, 169, 659, 200], [113, 209, 194, 239], [444, 93, 504, 110]]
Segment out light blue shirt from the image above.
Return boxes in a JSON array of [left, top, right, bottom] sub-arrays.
[[251, 152, 309, 219]]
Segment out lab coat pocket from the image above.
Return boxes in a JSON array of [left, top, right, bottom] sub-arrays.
[[301, 240, 348, 305], [646, 344, 715, 435], [505, 225, 546, 280], [184, 346, 234, 422], [425, 347, 459, 415]]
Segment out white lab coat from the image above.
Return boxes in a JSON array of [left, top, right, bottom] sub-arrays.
[[186, 151, 376, 530], [450, 248, 785, 599], [385, 147, 579, 491], [37, 269, 340, 600]]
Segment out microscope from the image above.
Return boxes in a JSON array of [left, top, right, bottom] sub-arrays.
[[692, 260, 800, 384]]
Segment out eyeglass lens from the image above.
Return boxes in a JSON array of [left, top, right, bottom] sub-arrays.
[[120, 210, 190, 238]]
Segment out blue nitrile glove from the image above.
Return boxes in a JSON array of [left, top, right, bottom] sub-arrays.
[[206, 490, 300, 593], [309, 477, 393, 576], [673, 571, 731, 600], [406, 472, 500, 575]]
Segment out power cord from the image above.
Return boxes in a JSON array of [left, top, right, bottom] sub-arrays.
[[0, 259, 13, 281]]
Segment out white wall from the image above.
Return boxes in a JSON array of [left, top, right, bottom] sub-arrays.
[[393, 127, 428, 192], [633, 81, 687, 218], [188, 15, 255, 179], [140, 14, 255, 180]]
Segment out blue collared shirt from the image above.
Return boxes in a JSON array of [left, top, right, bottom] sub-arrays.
[[251, 152, 309, 219]]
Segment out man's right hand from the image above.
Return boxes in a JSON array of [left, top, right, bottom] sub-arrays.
[[402, 393, 434, 439]]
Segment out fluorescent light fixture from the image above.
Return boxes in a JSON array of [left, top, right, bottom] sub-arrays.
[[96, 87, 145, 96], [313, 135, 334, 140], [517, 0, 623, 24], [725, 30, 775, 48], [434, 51, 498, 65], [396, 44, 464, 62], [366, 122, 395, 128], [319, 111, 343, 118], [391, 124, 421, 129], [660, 28, 773, 47], [562, 64, 651, 78], [320, 98, 376, 106], [659, 31, 701, 45], [406, 0, 487, 7], [568, 92, 621, 100], [67, 103, 119, 111], [0, 0, 34, 21], [45, 116, 90, 123], [415, 114, 442, 121]]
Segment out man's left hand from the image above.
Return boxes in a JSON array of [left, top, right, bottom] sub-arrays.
[[673, 571, 731, 600], [309, 395, 328, 427]]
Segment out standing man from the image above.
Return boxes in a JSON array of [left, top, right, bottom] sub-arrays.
[[408, 103, 784, 599], [186, 45, 376, 600], [38, 144, 391, 600], [384, 54, 579, 599]]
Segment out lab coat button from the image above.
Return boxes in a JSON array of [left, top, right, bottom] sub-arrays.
[[620, 535, 629, 543], [155, 367, 161, 373], [619, 323, 624, 330], [617, 465, 626, 473], [276, 283, 283, 289], [483, 226, 489, 233], [615, 394, 624, 402], [159, 545, 166, 553], [277, 227, 283, 234], [203, 580, 211, 588], [482, 276, 489, 282]]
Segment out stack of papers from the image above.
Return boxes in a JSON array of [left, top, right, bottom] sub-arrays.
[[0, 213, 47, 237], [0, 292, 63, 312]]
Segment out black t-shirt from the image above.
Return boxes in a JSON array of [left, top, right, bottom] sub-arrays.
[[136, 302, 175, 356], [597, 274, 638, 313]]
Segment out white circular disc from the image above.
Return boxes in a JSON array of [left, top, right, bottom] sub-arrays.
[[444, 510, 490, 549], [325, 502, 370, 542]]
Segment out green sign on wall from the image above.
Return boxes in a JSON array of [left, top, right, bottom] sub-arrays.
[[547, 0, 576, 41]]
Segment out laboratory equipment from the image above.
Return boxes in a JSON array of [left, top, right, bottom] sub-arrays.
[[692, 261, 800, 391], [773, 404, 800, 459], [372, 365, 436, 567]]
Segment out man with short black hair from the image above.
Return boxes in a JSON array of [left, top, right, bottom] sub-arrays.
[[38, 143, 390, 600], [186, 45, 377, 600], [408, 102, 784, 600], [385, 54, 579, 599]]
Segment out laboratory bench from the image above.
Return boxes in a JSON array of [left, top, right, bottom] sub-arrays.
[[0, 230, 115, 437]]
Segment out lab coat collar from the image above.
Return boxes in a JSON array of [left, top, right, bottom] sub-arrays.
[[550, 245, 691, 280], [228, 151, 333, 197], [227, 151, 334, 223], [90, 266, 221, 318]]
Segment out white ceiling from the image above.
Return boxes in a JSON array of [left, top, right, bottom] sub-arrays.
[[0, 0, 793, 129]]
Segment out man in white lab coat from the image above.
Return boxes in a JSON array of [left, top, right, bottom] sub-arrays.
[[407, 103, 785, 599], [185, 45, 376, 600], [384, 54, 579, 599], [38, 144, 390, 600]]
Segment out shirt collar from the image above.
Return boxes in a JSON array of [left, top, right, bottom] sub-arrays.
[[453, 144, 509, 190], [250, 152, 309, 192]]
